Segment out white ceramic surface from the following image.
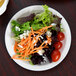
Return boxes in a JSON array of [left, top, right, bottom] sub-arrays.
[[0, 0, 9, 15], [5, 5, 71, 71]]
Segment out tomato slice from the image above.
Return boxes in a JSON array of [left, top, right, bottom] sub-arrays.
[[54, 42, 62, 49], [51, 50, 61, 62], [57, 32, 65, 41]]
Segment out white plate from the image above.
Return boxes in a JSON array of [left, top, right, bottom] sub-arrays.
[[5, 5, 71, 71]]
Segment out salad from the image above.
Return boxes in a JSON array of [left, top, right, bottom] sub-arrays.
[[11, 5, 65, 65]]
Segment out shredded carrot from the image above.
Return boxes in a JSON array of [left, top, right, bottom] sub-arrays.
[[12, 25, 52, 61], [37, 25, 52, 33], [14, 41, 18, 53], [21, 38, 25, 42], [18, 37, 28, 45], [46, 36, 52, 43]]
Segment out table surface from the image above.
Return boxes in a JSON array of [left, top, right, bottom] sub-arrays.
[[0, 0, 76, 76]]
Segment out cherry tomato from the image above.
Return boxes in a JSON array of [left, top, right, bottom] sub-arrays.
[[57, 32, 65, 41], [51, 50, 61, 62], [54, 42, 62, 49]]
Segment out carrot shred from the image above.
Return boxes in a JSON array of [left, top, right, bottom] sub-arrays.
[[14, 41, 18, 53], [21, 38, 25, 42]]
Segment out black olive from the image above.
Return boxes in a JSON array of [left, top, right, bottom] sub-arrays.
[[31, 53, 44, 65], [41, 34, 47, 40]]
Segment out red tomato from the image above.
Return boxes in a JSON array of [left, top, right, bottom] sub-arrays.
[[57, 32, 65, 41], [54, 42, 62, 49], [51, 50, 61, 62]]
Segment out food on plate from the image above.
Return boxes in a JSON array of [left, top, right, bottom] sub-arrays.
[[11, 5, 65, 65]]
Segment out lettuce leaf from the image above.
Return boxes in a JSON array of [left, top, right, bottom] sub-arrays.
[[21, 22, 31, 31]]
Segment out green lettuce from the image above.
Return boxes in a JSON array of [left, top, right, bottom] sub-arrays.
[[11, 5, 56, 37]]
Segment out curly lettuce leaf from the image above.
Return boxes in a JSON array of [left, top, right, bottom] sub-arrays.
[[32, 5, 55, 28]]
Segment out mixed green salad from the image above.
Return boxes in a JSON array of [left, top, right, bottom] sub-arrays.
[[11, 5, 65, 65], [11, 5, 63, 39]]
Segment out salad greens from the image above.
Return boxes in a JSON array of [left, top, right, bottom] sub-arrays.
[[11, 5, 63, 38], [28, 55, 34, 65], [21, 22, 31, 31], [11, 36, 20, 42], [33, 5, 54, 27], [11, 5, 56, 36]]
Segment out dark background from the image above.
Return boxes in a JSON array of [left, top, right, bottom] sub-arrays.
[[0, 0, 76, 76]]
